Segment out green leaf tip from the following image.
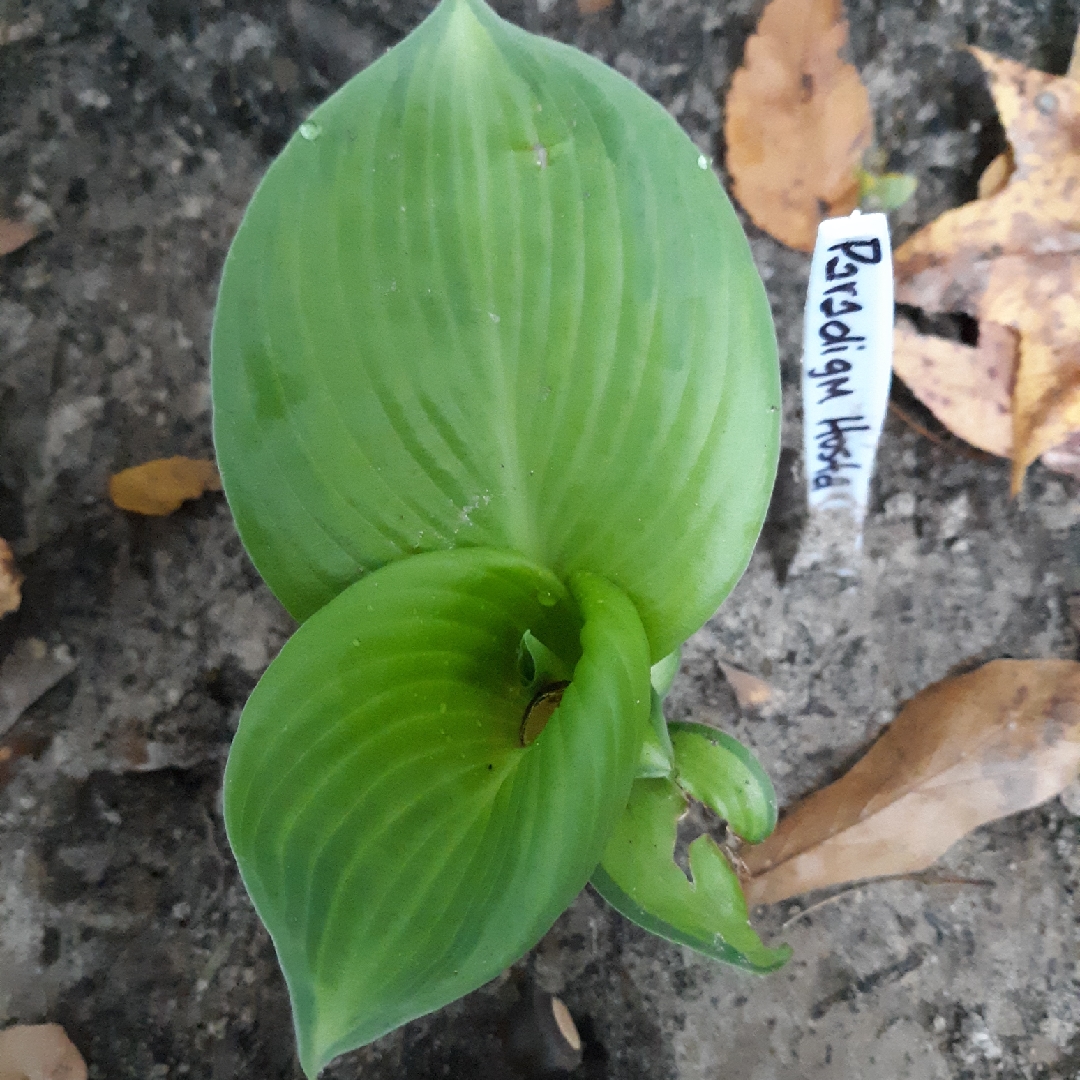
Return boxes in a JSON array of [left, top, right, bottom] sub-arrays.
[[223, 549, 651, 1075]]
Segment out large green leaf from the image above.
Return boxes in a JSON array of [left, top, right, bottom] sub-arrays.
[[211, 0, 780, 660], [591, 723, 788, 972], [223, 548, 650, 1077]]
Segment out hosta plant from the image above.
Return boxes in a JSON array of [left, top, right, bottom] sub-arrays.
[[211, 0, 787, 1074]]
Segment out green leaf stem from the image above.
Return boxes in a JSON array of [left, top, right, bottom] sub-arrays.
[[224, 548, 650, 1076]]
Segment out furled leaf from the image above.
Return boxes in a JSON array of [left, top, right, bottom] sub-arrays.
[[0, 1024, 87, 1080], [0, 218, 35, 257], [212, 0, 780, 661], [650, 648, 681, 698], [893, 49, 1080, 492], [0, 538, 21, 618], [109, 457, 222, 516], [224, 547, 650, 1077], [724, 0, 872, 251], [591, 773, 789, 972], [744, 659, 1080, 905], [669, 722, 778, 844]]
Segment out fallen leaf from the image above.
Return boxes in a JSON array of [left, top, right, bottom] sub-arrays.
[[976, 149, 1014, 200], [0, 1024, 87, 1080], [0, 538, 22, 618], [892, 317, 1016, 458], [1043, 430, 1080, 479], [109, 456, 222, 516], [577, 0, 613, 11], [893, 48, 1080, 492], [0, 218, 35, 257], [718, 661, 775, 709], [743, 659, 1080, 905], [0, 638, 78, 741], [724, 0, 872, 251]]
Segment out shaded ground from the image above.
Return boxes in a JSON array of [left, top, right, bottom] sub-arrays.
[[1, 0, 1079, 1078]]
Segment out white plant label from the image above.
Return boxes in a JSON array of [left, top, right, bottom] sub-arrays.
[[801, 211, 893, 545]]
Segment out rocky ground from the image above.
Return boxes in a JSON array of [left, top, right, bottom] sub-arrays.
[[1, 0, 1079, 1078]]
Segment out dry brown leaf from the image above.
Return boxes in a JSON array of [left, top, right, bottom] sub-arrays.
[[724, 0, 872, 251], [0, 218, 35, 257], [1042, 430, 1080, 479], [0, 538, 22, 619], [893, 49, 1080, 492], [892, 318, 1016, 458], [718, 660, 774, 709], [109, 457, 222, 516], [0, 1024, 87, 1080], [976, 149, 1014, 200], [576, 0, 613, 11], [743, 659, 1080, 905]]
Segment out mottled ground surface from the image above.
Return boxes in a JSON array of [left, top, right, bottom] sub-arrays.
[[2, 1, 1079, 1078]]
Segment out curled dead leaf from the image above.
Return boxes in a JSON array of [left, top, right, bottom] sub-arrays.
[[0, 218, 35, 257], [0, 538, 22, 619], [0, 1024, 87, 1080], [893, 49, 1080, 492], [724, 0, 872, 251], [109, 457, 222, 517], [743, 659, 1080, 905], [718, 661, 775, 709], [976, 149, 1014, 200]]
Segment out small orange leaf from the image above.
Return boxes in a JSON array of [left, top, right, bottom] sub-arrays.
[[0, 1024, 87, 1080], [743, 659, 1080, 905], [577, 0, 613, 11], [0, 538, 22, 619], [724, 0, 872, 251], [0, 218, 35, 256], [109, 457, 223, 516], [718, 661, 775, 709]]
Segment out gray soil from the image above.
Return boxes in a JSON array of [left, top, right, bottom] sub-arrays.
[[2, 0, 1079, 1078]]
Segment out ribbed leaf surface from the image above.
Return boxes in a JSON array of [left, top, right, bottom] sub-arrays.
[[211, 0, 779, 660], [223, 548, 650, 1076]]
